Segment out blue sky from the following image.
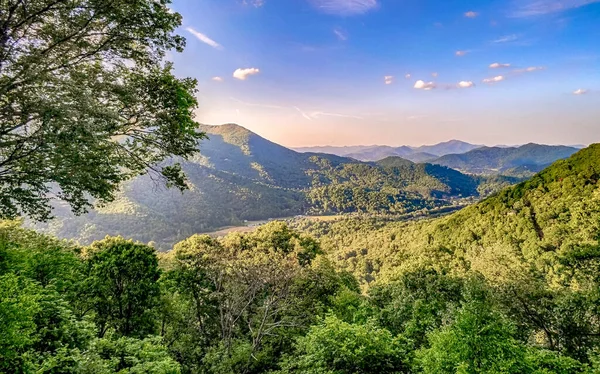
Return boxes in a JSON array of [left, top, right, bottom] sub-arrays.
[[168, 0, 600, 147]]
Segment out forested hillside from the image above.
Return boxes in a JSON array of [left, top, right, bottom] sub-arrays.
[[3, 145, 600, 373], [35, 124, 504, 248], [431, 143, 579, 176], [295, 144, 600, 285]]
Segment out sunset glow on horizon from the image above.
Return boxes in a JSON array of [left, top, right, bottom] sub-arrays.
[[170, 0, 600, 147]]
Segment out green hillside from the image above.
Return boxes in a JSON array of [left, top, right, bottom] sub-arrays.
[[35, 124, 499, 248], [296, 144, 600, 285], [432, 143, 579, 176]]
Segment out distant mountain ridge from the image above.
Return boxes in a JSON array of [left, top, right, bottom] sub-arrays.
[[294, 140, 484, 162], [431, 143, 579, 176]]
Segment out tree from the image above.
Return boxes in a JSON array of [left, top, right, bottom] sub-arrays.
[[78, 335, 181, 374], [417, 280, 530, 374], [0, 273, 41, 372], [278, 315, 408, 374], [0, 0, 206, 221], [85, 237, 161, 338]]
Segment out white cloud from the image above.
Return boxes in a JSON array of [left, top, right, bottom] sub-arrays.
[[414, 80, 436, 90], [212, 76, 223, 82], [405, 73, 411, 79], [513, 66, 545, 73], [465, 11, 478, 18], [333, 28, 348, 41], [384, 76, 394, 85], [243, 0, 265, 7], [492, 34, 519, 43], [233, 68, 261, 80], [573, 88, 588, 95], [490, 62, 511, 68], [308, 0, 378, 15], [512, 0, 600, 17], [458, 81, 475, 88], [185, 27, 223, 50], [456, 50, 469, 57], [432, 72, 439, 78], [483, 76, 505, 84]]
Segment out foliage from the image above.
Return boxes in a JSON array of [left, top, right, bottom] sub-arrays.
[[278, 315, 408, 374], [84, 237, 162, 338], [0, 0, 206, 221], [417, 279, 530, 373], [0, 145, 599, 373]]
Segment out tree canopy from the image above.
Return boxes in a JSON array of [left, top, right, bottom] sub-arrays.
[[0, 0, 206, 221]]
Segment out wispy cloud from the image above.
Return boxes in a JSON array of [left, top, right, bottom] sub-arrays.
[[230, 97, 286, 109], [512, 0, 600, 17], [431, 72, 439, 78], [492, 34, 519, 44], [232, 98, 362, 121], [455, 50, 469, 57], [573, 88, 589, 95], [490, 62, 511, 68], [414, 80, 436, 90], [308, 0, 378, 15], [295, 108, 363, 120], [405, 74, 412, 79], [384, 76, 394, 85], [513, 66, 545, 73], [333, 27, 348, 41], [185, 27, 223, 50], [295, 107, 313, 121], [212, 77, 224, 82], [483, 76, 505, 84], [233, 68, 261, 80], [242, 0, 265, 7], [313, 111, 363, 119], [465, 11, 478, 18]]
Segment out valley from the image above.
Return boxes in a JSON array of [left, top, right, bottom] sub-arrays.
[[33, 123, 580, 249]]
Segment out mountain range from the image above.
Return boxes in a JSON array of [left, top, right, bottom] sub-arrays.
[[432, 144, 579, 176], [294, 140, 482, 162], [294, 141, 582, 169], [34, 124, 581, 248]]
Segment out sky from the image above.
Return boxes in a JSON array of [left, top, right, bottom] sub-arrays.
[[168, 0, 600, 147]]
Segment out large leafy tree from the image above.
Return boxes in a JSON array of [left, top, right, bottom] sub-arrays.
[[0, 0, 206, 220], [84, 237, 162, 338]]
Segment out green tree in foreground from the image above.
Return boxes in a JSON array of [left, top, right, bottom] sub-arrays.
[[0, 0, 206, 221], [278, 314, 408, 374], [85, 237, 161, 338], [417, 280, 529, 373]]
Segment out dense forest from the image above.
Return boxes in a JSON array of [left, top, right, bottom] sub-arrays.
[[3, 145, 600, 373]]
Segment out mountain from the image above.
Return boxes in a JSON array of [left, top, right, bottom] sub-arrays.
[[292, 145, 375, 156], [431, 143, 579, 176], [403, 152, 438, 163], [296, 144, 600, 285], [294, 140, 483, 162], [414, 139, 483, 157], [34, 124, 503, 249], [345, 146, 414, 162]]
